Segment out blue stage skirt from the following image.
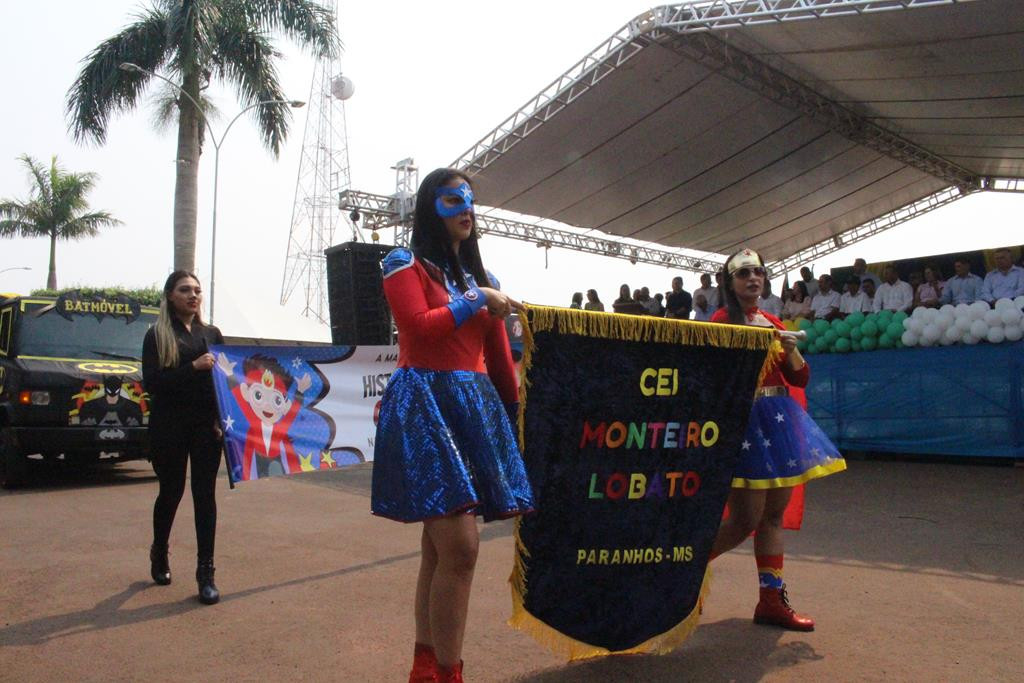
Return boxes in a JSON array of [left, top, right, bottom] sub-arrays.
[[371, 367, 535, 522], [732, 394, 846, 489]]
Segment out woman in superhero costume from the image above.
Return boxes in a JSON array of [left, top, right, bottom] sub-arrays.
[[372, 168, 535, 682]]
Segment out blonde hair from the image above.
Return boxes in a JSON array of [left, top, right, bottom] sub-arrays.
[[154, 271, 202, 368]]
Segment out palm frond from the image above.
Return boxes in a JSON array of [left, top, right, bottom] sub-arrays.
[[166, 0, 221, 79], [214, 22, 290, 155], [149, 80, 222, 134], [59, 211, 123, 240], [17, 154, 53, 207], [226, 0, 340, 59], [65, 7, 171, 144]]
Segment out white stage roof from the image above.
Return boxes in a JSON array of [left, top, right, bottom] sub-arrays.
[[452, 0, 1024, 270]]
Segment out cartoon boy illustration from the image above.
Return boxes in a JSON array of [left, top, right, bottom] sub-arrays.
[[217, 353, 311, 479]]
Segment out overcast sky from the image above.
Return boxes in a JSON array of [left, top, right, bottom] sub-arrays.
[[2, 1, 1021, 340]]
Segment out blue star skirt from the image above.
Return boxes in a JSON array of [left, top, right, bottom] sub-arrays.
[[732, 394, 846, 488], [371, 368, 535, 522]]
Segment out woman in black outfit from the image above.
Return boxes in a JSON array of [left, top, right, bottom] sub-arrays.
[[142, 271, 224, 605]]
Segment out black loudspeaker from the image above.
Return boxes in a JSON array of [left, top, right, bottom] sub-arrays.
[[325, 241, 395, 345]]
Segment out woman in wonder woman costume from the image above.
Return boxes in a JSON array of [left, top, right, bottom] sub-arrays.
[[710, 248, 846, 631], [372, 168, 535, 683]]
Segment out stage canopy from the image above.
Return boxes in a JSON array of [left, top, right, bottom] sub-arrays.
[[451, 0, 1024, 272]]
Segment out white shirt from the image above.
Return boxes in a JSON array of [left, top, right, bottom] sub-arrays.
[[692, 286, 718, 321], [840, 291, 870, 314], [873, 280, 914, 312], [810, 290, 841, 318], [758, 294, 783, 318], [801, 278, 819, 298]]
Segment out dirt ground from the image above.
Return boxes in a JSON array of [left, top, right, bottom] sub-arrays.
[[1, 456, 1021, 682]]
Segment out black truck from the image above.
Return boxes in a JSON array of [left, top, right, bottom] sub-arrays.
[[0, 291, 158, 487]]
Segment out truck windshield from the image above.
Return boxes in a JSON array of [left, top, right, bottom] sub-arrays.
[[17, 302, 156, 360]]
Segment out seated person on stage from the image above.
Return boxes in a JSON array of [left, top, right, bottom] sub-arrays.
[[692, 273, 718, 321], [799, 266, 819, 299], [908, 271, 924, 306], [839, 277, 870, 316], [809, 274, 841, 321], [758, 279, 784, 318], [781, 281, 811, 321], [873, 266, 913, 313], [939, 257, 984, 306], [584, 288, 605, 312], [980, 248, 1024, 304], [860, 278, 876, 311], [915, 266, 944, 308]]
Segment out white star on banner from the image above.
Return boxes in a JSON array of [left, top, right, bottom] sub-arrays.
[[291, 357, 303, 369], [787, 459, 797, 468], [741, 440, 751, 450], [765, 461, 773, 471], [222, 415, 235, 433], [811, 447, 821, 457], [756, 427, 764, 436], [775, 412, 785, 423], [762, 438, 771, 448]]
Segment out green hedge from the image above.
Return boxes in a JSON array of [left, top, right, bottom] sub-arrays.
[[30, 286, 162, 306]]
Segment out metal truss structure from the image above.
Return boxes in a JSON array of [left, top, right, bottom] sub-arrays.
[[338, 189, 724, 273], [280, 1, 355, 322], [449, 0, 1022, 274], [765, 185, 974, 275]]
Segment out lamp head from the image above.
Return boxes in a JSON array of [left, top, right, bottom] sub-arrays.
[[119, 62, 142, 73], [289, 101, 305, 108]]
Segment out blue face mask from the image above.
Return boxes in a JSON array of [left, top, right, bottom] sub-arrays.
[[434, 182, 474, 218]]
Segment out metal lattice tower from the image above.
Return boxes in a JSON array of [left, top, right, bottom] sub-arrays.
[[280, 3, 357, 321]]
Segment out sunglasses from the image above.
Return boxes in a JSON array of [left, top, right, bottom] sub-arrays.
[[734, 266, 766, 279]]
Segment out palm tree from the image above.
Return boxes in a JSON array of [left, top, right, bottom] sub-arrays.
[[66, 0, 339, 272], [0, 155, 121, 290]]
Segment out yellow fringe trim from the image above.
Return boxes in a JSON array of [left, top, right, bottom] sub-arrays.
[[731, 458, 848, 489], [523, 306, 779, 390], [508, 553, 713, 660]]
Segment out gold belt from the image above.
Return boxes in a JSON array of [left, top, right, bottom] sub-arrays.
[[754, 385, 788, 399]]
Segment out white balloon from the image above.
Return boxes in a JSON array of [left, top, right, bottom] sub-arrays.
[[922, 308, 939, 323], [969, 301, 990, 319], [936, 312, 955, 330], [901, 331, 919, 347], [986, 326, 1006, 344], [939, 304, 955, 315], [943, 326, 961, 343], [1005, 325, 1024, 342], [1014, 295, 1024, 309], [922, 323, 941, 343], [906, 318, 922, 334], [902, 317, 913, 331], [955, 316, 973, 332], [1000, 307, 1022, 326], [970, 320, 989, 338], [962, 333, 981, 345], [955, 303, 971, 316], [983, 310, 1002, 326], [994, 298, 1014, 312]]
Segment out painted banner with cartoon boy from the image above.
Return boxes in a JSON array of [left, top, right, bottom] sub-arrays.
[[210, 344, 398, 482]]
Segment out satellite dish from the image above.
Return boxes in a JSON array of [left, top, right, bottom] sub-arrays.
[[331, 75, 355, 100]]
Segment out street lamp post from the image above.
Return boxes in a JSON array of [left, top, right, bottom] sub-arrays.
[[119, 62, 304, 323], [0, 266, 31, 277]]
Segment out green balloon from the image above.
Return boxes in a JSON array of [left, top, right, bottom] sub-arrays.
[[814, 337, 828, 353], [893, 311, 908, 324], [850, 326, 863, 341], [805, 343, 818, 354], [835, 338, 852, 352], [830, 317, 844, 329], [797, 339, 808, 351], [851, 339, 863, 352], [798, 318, 813, 331], [886, 322, 903, 338], [861, 320, 879, 337], [879, 333, 895, 349], [813, 319, 829, 334], [861, 336, 878, 351], [894, 338, 904, 349], [846, 311, 865, 327], [835, 321, 852, 337], [823, 330, 838, 345]]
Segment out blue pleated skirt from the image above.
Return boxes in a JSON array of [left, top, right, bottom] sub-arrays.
[[371, 367, 535, 522], [733, 394, 846, 488]]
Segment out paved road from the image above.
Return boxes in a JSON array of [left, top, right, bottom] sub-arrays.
[[1, 457, 1021, 682]]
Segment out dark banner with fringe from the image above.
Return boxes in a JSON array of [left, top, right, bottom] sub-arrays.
[[511, 307, 774, 658]]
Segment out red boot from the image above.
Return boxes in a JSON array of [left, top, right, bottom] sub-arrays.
[[436, 661, 464, 683], [753, 584, 815, 631], [409, 642, 438, 683]]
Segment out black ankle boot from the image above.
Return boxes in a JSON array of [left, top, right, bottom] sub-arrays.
[[150, 544, 171, 585], [196, 558, 220, 605]]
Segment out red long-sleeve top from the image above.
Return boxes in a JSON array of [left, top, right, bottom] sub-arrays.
[[711, 308, 809, 389], [382, 252, 518, 405]]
